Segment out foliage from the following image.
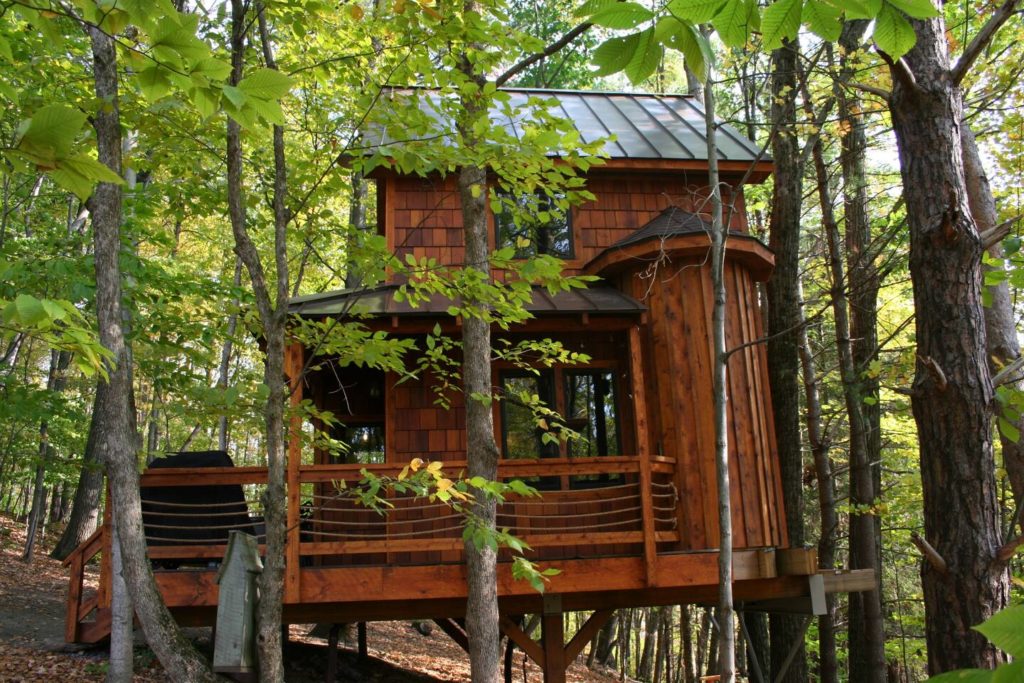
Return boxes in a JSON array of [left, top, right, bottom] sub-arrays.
[[336, 458, 561, 592], [580, 0, 939, 84]]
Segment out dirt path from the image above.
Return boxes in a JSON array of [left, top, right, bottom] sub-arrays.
[[0, 517, 621, 682]]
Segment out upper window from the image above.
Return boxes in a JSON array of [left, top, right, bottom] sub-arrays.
[[494, 191, 574, 259]]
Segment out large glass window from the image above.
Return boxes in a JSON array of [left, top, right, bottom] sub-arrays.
[[494, 192, 574, 259], [564, 371, 620, 458], [499, 367, 622, 489]]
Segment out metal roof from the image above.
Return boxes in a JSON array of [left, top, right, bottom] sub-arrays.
[[289, 284, 646, 318], [611, 207, 716, 248], [368, 88, 764, 163]]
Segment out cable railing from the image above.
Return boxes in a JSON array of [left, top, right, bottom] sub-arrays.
[[131, 456, 680, 564]]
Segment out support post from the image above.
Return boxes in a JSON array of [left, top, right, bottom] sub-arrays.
[[541, 596, 566, 683], [357, 621, 368, 659], [284, 342, 304, 604], [628, 325, 658, 585]]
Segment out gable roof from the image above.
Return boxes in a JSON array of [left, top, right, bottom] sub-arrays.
[[367, 88, 766, 164]]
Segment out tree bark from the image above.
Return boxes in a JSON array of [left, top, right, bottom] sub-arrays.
[[764, 37, 808, 683], [888, 12, 1010, 674], [702, 72, 735, 683], [23, 349, 71, 561], [806, 87, 887, 683], [88, 22, 220, 682], [962, 122, 1024, 504], [51, 386, 106, 560], [796, 301, 838, 683]]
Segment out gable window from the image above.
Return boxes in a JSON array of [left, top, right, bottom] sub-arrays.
[[494, 191, 574, 259]]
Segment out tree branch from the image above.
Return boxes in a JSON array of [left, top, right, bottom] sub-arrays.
[[992, 354, 1024, 386], [877, 50, 918, 93], [994, 535, 1024, 564], [494, 22, 592, 87], [951, 0, 1023, 86], [847, 81, 891, 100], [980, 213, 1023, 250], [911, 532, 949, 576], [918, 355, 948, 391]]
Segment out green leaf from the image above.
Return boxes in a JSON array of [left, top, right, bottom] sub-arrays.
[[135, 66, 173, 101], [588, 2, 654, 29], [60, 154, 124, 185], [761, 0, 802, 51], [237, 68, 293, 100], [574, 0, 618, 16], [591, 34, 642, 77], [803, 0, 842, 41], [873, 2, 916, 59], [13, 294, 47, 326], [712, 0, 757, 49], [246, 96, 286, 126], [886, 0, 939, 19], [666, 0, 726, 23], [974, 605, 1024, 658], [824, 0, 880, 19], [624, 28, 662, 84], [998, 417, 1020, 443], [18, 104, 88, 161], [222, 85, 248, 108], [0, 35, 13, 62]]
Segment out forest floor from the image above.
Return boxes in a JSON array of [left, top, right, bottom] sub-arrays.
[[0, 515, 624, 682]]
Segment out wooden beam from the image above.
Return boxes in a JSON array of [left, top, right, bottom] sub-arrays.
[[629, 325, 658, 587], [775, 547, 817, 576], [564, 609, 614, 664], [541, 611, 566, 683], [499, 616, 544, 668], [432, 618, 470, 654]]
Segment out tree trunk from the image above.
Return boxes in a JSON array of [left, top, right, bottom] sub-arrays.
[[594, 611, 619, 668], [962, 122, 1024, 504], [797, 297, 838, 683], [888, 12, 1010, 674], [51, 387, 106, 560], [701, 68, 735, 683], [107, 521, 134, 683], [249, 6, 292, 681], [639, 607, 659, 681], [87, 22, 221, 683], [680, 606, 694, 683], [808, 99, 887, 683], [23, 349, 71, 561], [764, 37, 808, 683]]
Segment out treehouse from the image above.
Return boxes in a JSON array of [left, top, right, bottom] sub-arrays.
[[64, 90, 872, 682]]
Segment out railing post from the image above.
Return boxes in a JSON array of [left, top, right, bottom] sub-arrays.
[[285, 341, 304, 603], [628, 325, 658, 586]]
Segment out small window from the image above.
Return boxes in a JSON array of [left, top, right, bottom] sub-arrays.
[[333, 423, 385, 464], [494, 192, 573, 259]]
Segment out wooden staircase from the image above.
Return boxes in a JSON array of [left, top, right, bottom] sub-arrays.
[[63, 525, 112, 644]]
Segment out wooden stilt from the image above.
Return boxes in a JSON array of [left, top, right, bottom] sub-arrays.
[[357, 621, 367, 658], [326, 624, 340, 683], [541, 611, 566, 683], [540, 596, 566, 683]]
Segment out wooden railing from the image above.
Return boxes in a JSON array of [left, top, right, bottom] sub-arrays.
[[132, 456, 678, 565], [62, 524, 111, 643], [64, 454, 677, 635]]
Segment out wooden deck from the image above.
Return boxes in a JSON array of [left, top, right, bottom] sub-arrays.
[[64, 458, 865, 645]]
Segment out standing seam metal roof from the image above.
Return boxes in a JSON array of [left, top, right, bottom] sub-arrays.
[[374, 88, 765, 163]]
